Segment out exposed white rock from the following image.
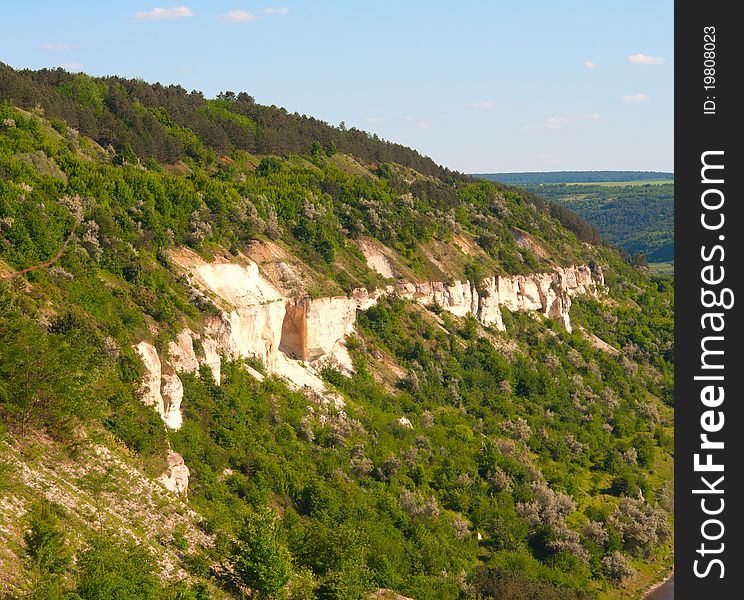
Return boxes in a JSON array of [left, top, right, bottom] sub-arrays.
[[243, 364, 265, 381], [274, 353, 346, 410], [199, 334, 222, 383], [168, 328, 221, 383], [160, 367, 184, 430], [395, 417, 413, 429], [281, 296, 357, 372], [133, 341, 163, 413], [158, 451, 190, 496], [132, 341, 183, 430], [176, 258, 286, 372], [168, 329, 199, 374], [358, 239, 396, 279], [394, 279, 480, 318], [169, 250, 602, 383]]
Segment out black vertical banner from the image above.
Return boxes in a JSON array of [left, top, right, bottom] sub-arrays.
[[676, 2, 742, 599]]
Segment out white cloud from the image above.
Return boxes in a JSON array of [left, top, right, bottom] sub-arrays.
[[60, 63, 84, 71], [417, 121, 430, 129], [583, 60, 599, 69], [365, 117, 384, 124], [41, 42, 79, 51], [546, 113, 599, 129], [132, 6, 193, 22], [263, 7, 290, 15], [471, 101, 494, 109], [546, 117, 568, 129], [627, 54, 665, 65], [573, 112, 600, 120], [218, 10, 258, 22], [621, 93, 649, 102]]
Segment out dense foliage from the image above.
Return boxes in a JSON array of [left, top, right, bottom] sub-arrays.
[[0, 63, 457, 180], [518, 183, 673, 263]]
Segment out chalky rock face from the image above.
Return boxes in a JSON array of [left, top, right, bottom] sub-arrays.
[[383, 265, 602, 334], [168, 329, 199, 374], [172, 251, 602, 379], [394, 280, 480, 318], [199, 334, 222, 383], [158, 451, 190, 496], [477, 278, 506, 330], [160, 367, 184, 430], [133, 341, 163, 413], [280, 296, 357, 371], [168, 328, 222, 383], [132, 342, 184, 430], [188, 261, 287, 372]]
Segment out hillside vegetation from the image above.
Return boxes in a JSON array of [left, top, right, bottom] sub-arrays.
[[1, 65, 672, 600], [476, 173, 673, 264]]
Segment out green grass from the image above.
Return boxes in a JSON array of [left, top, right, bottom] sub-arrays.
[[648, 262, 674, 276], [566, 179, 673, 187]]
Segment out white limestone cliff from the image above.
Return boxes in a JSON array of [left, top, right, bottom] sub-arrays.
[[281, 296, 358, 372], [171, 256, 286, 373], [168, 329, 200, 374], [167, 253, 603, 385], [133, 342, 189, 494], [168, 328, 221, 383], [133, 257, 602, 501], [132, 342, 183, 430]]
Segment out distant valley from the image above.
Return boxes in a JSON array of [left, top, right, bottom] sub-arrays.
[[475, 172, 674, 266]]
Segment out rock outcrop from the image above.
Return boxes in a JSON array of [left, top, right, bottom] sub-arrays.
[[133, 258, 602, 498], [172, 256, 287, 373], [168, 329, 200, 374], [158, 451, 190, 496], [167, 252, 603, 384], [281, 296, 358, 371], [133, 343, 189, 494], [132, 342, 183, 430], [167, 328, 221, 382]]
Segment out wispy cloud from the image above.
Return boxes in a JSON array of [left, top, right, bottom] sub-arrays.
[[365, 117, 384, 124], [417, 121, 431, 129], [546, 112, 599, 129], [583, 60, 599, 70], [627, 54, 664, 65], [218, 10, 258, 22], [546, 117, 568, 129], [263, 7, 290, 15], [621, 93, 649, 102], [60, 63, 84, 71], [41, 42, 79, 51], [132, 5, 193, 22], [471, 101, 494, 109]]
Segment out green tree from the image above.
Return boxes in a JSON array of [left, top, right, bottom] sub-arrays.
[[233, 508, 293, 599], [0, 315, 99, 437], [75, 535, 164, 600], [24, 500, 71, 575]]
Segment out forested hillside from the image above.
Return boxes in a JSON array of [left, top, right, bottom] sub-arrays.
[[476, 173, 673, 264], [1, 64, 672, 600], [517, 183, 673, 263]]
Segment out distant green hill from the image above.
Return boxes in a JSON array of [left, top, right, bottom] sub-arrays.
[[475, 171, 674, 185], [475, 173, 674, 263], [523, 183, 674, 262]]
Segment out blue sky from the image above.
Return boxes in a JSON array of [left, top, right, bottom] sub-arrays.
[[1, 1, 673, 173]]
